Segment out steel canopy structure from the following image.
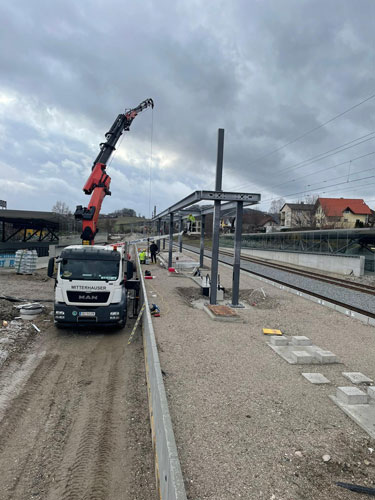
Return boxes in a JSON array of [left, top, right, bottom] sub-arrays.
[[152, 129, 261, 305], [154, 190, 260, 218]]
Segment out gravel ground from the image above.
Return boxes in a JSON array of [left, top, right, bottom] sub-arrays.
[[145, 253, 375, 500], [183, 244, 375, 315]]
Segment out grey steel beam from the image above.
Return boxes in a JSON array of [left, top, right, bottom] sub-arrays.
[[154, 191, 202, 218], [200, 199, 260, 216], [210, 200, 221, 305], [210, 129, 224, 305], [168, 213, 174, 268], [200, 190, 260, 202], [178, 217, 183, 252], [215, 128, 224, 191], [231, 201, 243, 307], [152, 191, 261, 220], [200, 214, 206, 268], [157, 218, 161, 237]]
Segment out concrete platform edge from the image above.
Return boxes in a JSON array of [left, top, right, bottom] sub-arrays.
[[136, 250, 187, 500]]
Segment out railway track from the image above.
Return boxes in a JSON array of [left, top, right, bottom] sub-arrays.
[[218, 249, 375, 296], [179, 243, 375, 320]]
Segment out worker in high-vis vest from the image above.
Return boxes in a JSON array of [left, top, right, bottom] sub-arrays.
[[139, 249, 146, 264], [187, 213, 196, 232]]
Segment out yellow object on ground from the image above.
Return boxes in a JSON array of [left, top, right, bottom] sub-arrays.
[[263, 328, 283, 335]]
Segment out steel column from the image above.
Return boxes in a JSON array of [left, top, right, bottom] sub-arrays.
[[163, 221, 166, 250], [157, 218, 161, 237], [200, 215, 206, 268], [231, 201, 243, 306], [210, 128, 224, 305], [168, 213, 174, 268], [178, 217, 183, 253]]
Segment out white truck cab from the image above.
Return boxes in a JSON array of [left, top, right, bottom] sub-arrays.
[[48, 244, 132, 328]]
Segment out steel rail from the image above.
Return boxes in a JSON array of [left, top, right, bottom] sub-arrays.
[[218, 249, 375, 296], [178, 243, 375, 320]]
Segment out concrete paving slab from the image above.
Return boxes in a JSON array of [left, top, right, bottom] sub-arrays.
[[342, 372, 373, 385], [291, 350, 314, 364], [336, 386, 368, 405], [291, 336, 312, 346], [330, 395, 375, 439], [314, 350, 338, 364], [269, 336, 289, 346], [302, 373, 330, 384], [368, 386, 375, 403], [267, 344, 340, 365]]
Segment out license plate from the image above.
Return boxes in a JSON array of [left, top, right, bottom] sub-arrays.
[[79, 311, 96, 317]]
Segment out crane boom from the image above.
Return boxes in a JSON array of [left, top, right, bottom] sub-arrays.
[[74, 98, 154, 244]]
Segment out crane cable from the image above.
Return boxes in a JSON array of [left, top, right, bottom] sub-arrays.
[[148, 106, 154, 219]]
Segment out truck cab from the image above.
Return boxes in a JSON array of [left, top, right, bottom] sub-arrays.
[[49, 245, 131, 328]]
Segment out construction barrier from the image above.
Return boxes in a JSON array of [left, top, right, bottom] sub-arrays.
[[135, 248, 187, 500]]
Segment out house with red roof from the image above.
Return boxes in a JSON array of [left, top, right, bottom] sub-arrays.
[[315, 197, 372, 228]]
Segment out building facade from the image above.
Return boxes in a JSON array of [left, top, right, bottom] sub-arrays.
[[279, 203, 315, 228], [315, 198, 371, 229]]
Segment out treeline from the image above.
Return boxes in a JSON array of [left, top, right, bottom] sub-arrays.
[[107, 208, 137, 217]]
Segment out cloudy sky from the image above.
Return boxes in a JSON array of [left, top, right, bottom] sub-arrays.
[[0, 0, 374, 217]]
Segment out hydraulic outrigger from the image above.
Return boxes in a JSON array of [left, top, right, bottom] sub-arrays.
[[74, 98, 154, 244]]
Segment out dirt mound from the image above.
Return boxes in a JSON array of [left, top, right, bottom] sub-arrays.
[[0, 299, 18, 322]]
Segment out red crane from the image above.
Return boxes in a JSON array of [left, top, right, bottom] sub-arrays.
[[74, 98, 154, 244]]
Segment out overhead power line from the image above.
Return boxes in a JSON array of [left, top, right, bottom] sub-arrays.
[[241, 90, 375, 171], [244, 150, 375, 200], [266, 150, 375, 191], [258, 174, 375, 207], [229, 132, 375, 192]]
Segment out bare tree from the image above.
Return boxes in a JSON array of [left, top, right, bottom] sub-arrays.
[[269, 197, 286, 214], [304, 194, 319, 204], [292, 208, 316, 228], [52, 201, 71, 215]]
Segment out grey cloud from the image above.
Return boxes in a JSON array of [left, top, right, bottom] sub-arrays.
[[0, 0, 375, 214]]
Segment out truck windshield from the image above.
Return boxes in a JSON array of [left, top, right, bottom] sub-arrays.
[[60, 259, 120, 281]]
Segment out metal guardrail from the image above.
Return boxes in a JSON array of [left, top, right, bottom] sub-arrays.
[[135, 248, 187, 500]]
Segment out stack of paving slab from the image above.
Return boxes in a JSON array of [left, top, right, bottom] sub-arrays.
[[14, 249, 38, 275], [330, 381, 375, 439], [268, 335, 339, 365]]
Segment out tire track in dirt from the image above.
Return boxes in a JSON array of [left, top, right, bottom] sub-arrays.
[[8, 359, 89, 500], [0, 354, 59, 454], [0, 322, 157, 500], [83, 360, 121, 500], [3, 357, 81, 499], [2, 339, 101, 499], [0, 351, 47, 423], [59, 344, 121, 500]]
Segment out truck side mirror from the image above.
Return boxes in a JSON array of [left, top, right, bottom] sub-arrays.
[[47, 257, 55, 278], [126, 260, 134, 280]]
